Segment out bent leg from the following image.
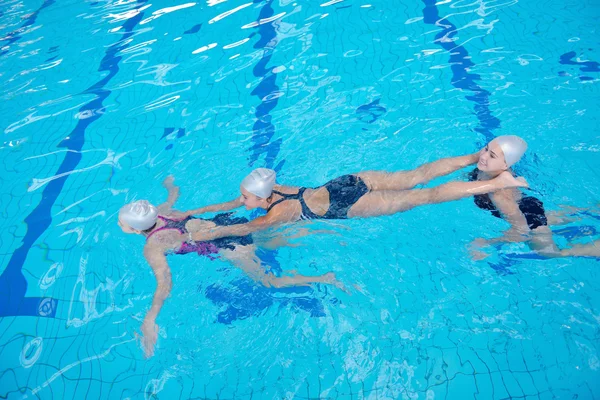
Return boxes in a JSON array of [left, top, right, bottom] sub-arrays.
[[357, 152, 479, 191], [220, 245, 343, 288], [348, 172, 526, 218], [528, 226, 561, 257]]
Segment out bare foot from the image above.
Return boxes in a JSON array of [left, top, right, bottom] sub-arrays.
[[497, 171, 528, 189]]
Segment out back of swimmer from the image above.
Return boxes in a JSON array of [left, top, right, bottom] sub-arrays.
[[241, 168, 370, 220], [118, 200, 252, 255]]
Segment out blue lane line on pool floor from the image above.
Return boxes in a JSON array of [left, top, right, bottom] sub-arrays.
[[421, 0, 526, 273], [559, 51, 600, 81], [0, 1, 149, 319], [0, 0, 55, 58], [421, 0, 499, 144], [356, 99, 387, 124], [203, 0, 326, 323], [247, 0, 284, 172]]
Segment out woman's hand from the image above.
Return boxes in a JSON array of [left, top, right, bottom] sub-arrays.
[[141, 317, 159, 358], [162, 175, 175, 188]]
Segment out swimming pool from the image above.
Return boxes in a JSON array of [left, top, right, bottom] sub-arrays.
[[1, 0, 599, 398]]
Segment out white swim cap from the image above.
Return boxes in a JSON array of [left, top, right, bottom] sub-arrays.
[[241, 168, 276, 198], [490, 135, 528, 167], [119, 200, 158, 231]]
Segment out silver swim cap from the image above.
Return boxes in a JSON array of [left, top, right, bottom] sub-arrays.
[[491, 135, 528, 167], [119, 200, 158, 231], [241, 168, 276, 198]]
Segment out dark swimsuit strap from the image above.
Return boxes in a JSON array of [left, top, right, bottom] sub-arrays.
[[267, 189, 303, 211], [267, 189, 322, 219], [145, 215, 187, 241]]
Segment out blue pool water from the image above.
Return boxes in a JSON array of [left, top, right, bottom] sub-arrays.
[[1, 0, 599, 398]]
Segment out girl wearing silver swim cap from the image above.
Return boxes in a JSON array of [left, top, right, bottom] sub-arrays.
[[118, 200, 159, 232], [241, 168, 276, 199], [476, 135, 527, 172], [470, 135, 600, 259], [179, 155, 528, 244], [118, 177, 346, 358]]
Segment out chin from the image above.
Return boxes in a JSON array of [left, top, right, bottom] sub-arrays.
[[477, 162, 487, 171]]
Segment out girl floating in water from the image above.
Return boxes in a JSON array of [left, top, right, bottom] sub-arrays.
[[118, 177, 342, 357], [172, 153, 527, 242], [466, 135, 600, 259]]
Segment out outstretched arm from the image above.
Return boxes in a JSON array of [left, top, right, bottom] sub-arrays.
[[412, 151, 480, 185], [189, 211, 282, 241], [140, 245, 173, 358], [358, 151, 480, 192], [156, 176, 180, 214], [183, 197, 243, 216]]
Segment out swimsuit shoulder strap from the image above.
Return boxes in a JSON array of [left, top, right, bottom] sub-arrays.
[[272, 189, 300, 198], [146, 215, 186, 241], [272, 188, 319, 220], [267, 189, 302, 212], [296, 187, 320, 219]]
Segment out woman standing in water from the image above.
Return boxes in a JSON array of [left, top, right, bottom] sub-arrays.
[[466, 135, 600, 259]]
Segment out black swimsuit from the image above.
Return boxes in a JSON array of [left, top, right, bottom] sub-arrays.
[[267, 175, 369, 220], [468, 169, 547, 230]]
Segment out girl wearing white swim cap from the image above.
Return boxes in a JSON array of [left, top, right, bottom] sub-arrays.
[[179, 153, 529, 244], [470, 135, 600, 259], [476, 135, 528, 172], [118, 177, 346, 358]]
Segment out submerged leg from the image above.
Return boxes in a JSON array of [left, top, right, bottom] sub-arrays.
[[252, 225, 341, 250], [220, 245, 345, 289]]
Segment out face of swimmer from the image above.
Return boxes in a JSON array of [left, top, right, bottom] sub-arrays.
[[240, 187, 268, 210], [477, 141, 508, 172]]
